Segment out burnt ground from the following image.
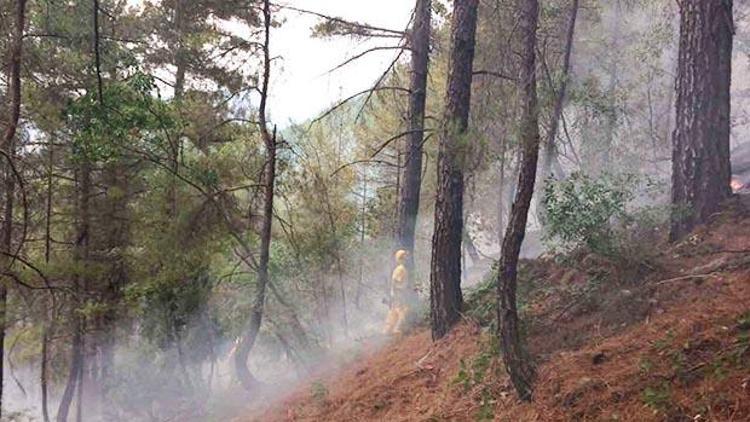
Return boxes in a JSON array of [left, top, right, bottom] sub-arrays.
[[238, 196, 750, 421]]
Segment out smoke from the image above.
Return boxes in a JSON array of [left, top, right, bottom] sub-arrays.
[[1, 234, 421, 421]]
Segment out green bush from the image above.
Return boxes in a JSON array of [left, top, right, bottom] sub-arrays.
[[310, 380, 329, 404], [542, 172, 667, 264], [542, 172, 636, 254]]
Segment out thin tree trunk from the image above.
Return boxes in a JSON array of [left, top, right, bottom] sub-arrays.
[[463, 231, 480, 264], [62, 4, 102, 419], [497, 136, 508, 243], [496, 0, 540, 402], [75, 331, 84, 422], [92, 0, 104, 104], [168, 0, 186, 216], [540, 0, 578, 183], [41, 144, 54, 422], [57, 163, 90, 422], [99, 162, 128, 418], [429, 0, 478, 340], [57, 321, 83, 422], [396, 0, 432, 265], [1, 0, 27, 417], [317, 178, 348, 337], [670, 0, 733, 241], [173, 0, 186, 100], [41, 327, 50, 422], [599, 0, 622, 172], [235, 0, 276, 391], [355, 169, 367, 308]]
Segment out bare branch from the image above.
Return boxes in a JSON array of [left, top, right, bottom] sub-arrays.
[[354, 46, 408, 122], [311, 86, 410, 126], [272, 3, 406, 37], [370, 129, 432, 159], [329, 45, 410, 74], [473, 69, 516, 82]]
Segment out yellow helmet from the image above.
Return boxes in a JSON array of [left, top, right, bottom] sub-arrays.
[[394, 249, 408, 264]]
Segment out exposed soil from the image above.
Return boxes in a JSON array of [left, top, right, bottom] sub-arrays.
[[239, 196, 750, 421]]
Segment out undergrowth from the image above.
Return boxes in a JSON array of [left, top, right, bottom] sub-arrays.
[[638, 310, 750, 420], [452, 338, 502, 421], [464, 260, 547, 328]]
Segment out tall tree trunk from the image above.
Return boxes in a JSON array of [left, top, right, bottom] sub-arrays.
[[497, 135, 509, 243], [99, 162, 128, 418], [57, 163, 90, 422], [168, 0, 186, 216], [670, 0, 733, 241], [41, 144, 54, 422], [540, 0, 578, 183], [75, 330, 84, 422], [56, 321, 83, 422], [1, 0, 27, 417], [317, 172, 348, 337], [599, 0, 622, 172], [429, 0, 478, 340], [41, 327, 50, 422], [235, 0, 276, 391], [463, 231, 480, 264], [536, 0, 578, 225], [173, 0, 186, 101], [396, 0, 432, 264], [60, 1, 99, 410], [496, 0, 540, 402], [355, 169, 367, 308]]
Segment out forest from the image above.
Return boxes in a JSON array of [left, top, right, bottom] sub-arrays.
[[0, 0, 749, 421]]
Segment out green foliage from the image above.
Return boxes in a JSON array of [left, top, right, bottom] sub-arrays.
[[543, 172, 637, 254], [736, 311, 750, 331], [310, 380, 329, 404], [453, 339, 499, 391], [452, 341, 499, 421], [465, 261, 546, 328], [732, 312, 750, 366], [652, 330, 675, 352], [67, 69, 177, 162], [2, 0, 701, 418], [642, 383, 672, 412], [542, 172, 668, 268], [639, 357, 654, 375], [463, 269, 498, 327]]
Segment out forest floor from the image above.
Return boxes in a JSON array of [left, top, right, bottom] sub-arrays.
[[238, 196, 750, 421]]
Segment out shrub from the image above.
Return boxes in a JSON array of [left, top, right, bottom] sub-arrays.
[[311, 380, 329, 404], [542, 172, 636, 254], [542, 172, 667, 267]]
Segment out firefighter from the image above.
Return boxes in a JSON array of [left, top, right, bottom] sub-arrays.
[[383, 249, 410, 335]]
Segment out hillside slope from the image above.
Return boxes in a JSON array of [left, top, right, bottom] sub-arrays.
[[242, 197, 750, 421]]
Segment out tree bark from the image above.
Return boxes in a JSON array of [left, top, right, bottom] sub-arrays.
[[60, 3, 103, 418], [41, 144, 54, 422], [670, 0, 733, 241], [56, 322, 83, 422], [463, 231, 480, 264], [173, 0, 187, 100], [57, 163, 90, 422], [1, 0, 27, 417], [356, 170, 367, 308], [396, 0, 432, 264], [98, 161, 128, 418], [168, 0, 186, 216], [496, 0, 540, 402], [429, 0, 478, 340], [41, 326, 50, 422], [235, 0, 276, 391], [599, 0, 622, 172], [540, 0, 578, 183]]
